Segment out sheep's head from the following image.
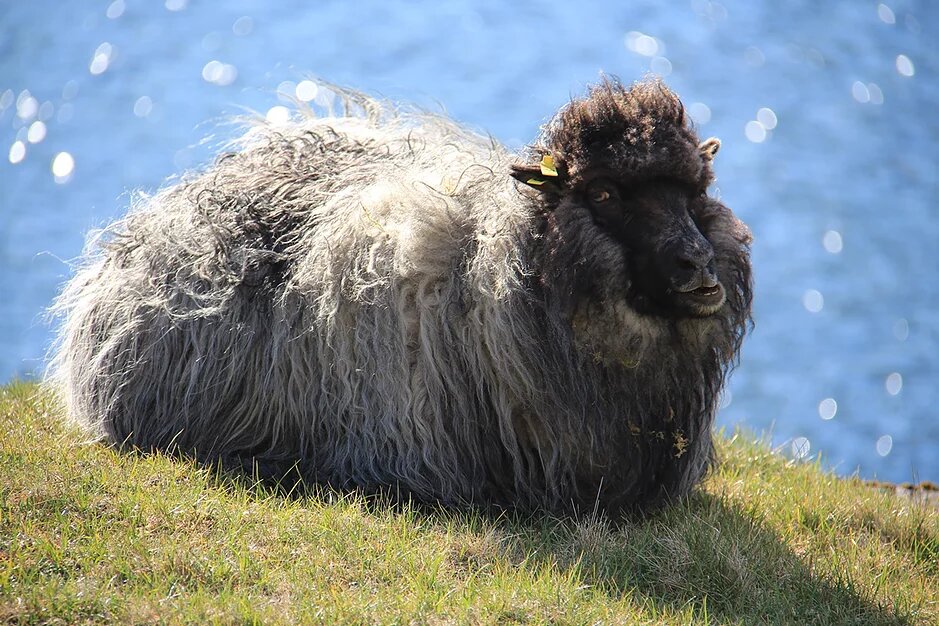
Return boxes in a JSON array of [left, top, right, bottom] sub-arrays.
[[513, 78, 751, 329]]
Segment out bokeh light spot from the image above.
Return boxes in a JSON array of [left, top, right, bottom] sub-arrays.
[[202, 60, 237, 86], [792, 437, 811, 459], [233, 16, 254, 36], [52, 151, 75, 183], [744, 46, 764, 67], [8, 141, 26, 164], [851, 81, 870, 103], [133, 96, 153, 118], [57, 103, 74, 124], [625, 31, 660, 57], [892, 318, 909, 341], [62, 80, 79, 100], [16, 92, 38, 120], [266, 106, 290, 125], [688, 102, 711, 125], [27, 121, 46, 144], [822, 230, 843, 253], [876, 435, 893, 457], [296, 80, 319, 102], [877, 4, 895, 24], [650, 56, 672, 76], [89, 42, 113, 76], [885, 372, 902, 396], [38, 101, 54, 121], [201, 32, 222, 53], [106, 0, 125, 19], [756, 107, 777, 129], [803, 289, 824, 313], [896, 54, 914, 77], [745, 120, 766, 143], [819, 398, 837, 420]]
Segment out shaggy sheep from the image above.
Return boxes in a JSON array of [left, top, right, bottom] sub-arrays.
[[49, 78, 752, 516]]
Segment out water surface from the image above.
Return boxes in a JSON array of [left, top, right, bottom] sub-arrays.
[[1, 1, 936, 482]]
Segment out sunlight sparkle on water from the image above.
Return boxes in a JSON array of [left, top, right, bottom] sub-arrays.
[[277, 81, 297, 100], [650, 56, 672, 77], [27, 121, 46, 144], [744, 46, 764, 67], [62, 81, 79, 100], [756, 107, 777, 130], [745, 120, 766, 143], [819, 398, 837, 420], [266, 106, 291, 125], [792, 437, 811, 460], [893, 319, 909, 341], [201, 32, 222, 53], [688, 102, 710, 125], [852, 81, 871, 103], [38, 101, 54, 121], [106, 0, 125, 19], [885, 372, 902, 396], [133, 96, 153, 118], [877, 4, 896, 24], [16, 92, 38, 120], [89, 42, 113, 76], [8, 141, 26, 164], [57, 104, 73, 124], [625, 31, 662, 57], [202, 61, 237, 86], [876, 435, 893, 457], [296, 81, 319, 102], [822, 230, 843, 254], [896, 55, 914, 77], [803, 289, 824, 313], [51, 151, 74, 183], [719, 389, 732, 409], [233, 16, 254, 36]]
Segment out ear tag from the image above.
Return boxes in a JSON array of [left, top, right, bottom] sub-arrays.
[[539, 155, 558, 177], [526, 177, 546, 186]]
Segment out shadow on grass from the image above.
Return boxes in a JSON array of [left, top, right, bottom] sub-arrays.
[[482, 492, 914, 625], [212, 463, 915, 626]]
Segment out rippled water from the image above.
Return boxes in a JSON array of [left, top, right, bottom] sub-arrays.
[[1, 1, 936, 482]]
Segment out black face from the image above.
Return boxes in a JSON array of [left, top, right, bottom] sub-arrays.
[[584, 176, 726, 318]]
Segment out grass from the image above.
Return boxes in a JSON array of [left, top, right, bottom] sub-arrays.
[[1, 381, 936, 625]]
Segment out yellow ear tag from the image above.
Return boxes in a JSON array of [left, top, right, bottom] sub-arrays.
[[539, 155, 558, 177], [526, 178, 546, 186]]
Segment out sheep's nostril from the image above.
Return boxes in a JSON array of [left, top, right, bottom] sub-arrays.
[[677, 258, 698, 272]]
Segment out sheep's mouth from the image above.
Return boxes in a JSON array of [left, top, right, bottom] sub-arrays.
[[673, 282, 726, 316]]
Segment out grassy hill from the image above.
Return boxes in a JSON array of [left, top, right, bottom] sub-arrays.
[[1, 382, 936, 624]]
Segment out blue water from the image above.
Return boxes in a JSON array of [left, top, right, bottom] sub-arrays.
[[1, 1, 936, 483]]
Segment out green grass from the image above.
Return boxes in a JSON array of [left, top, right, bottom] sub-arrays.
[[1, 381, 936, 625]]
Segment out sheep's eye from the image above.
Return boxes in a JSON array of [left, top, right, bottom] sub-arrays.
[[586, 180, 618, 207]]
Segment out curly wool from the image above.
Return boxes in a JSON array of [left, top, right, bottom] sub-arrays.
[[49, 80, 752, 516]]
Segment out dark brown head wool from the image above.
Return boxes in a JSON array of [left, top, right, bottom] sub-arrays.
[[49, 78, 752, 516]]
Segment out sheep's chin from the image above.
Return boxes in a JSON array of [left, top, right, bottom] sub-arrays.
[[571, 299, 665, 367]]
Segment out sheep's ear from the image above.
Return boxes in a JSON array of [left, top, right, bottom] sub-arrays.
[[510, 154, 564, 192], [699, 137, 721, 162]]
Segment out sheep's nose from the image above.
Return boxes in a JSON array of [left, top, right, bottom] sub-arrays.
[[675, 246, 715, 275], [670, 244, 717, 292]]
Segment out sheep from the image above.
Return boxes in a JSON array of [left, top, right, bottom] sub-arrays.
[[48, 77, 753, 516]]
